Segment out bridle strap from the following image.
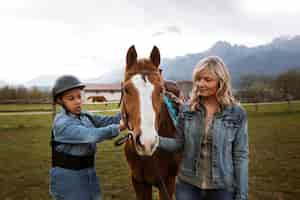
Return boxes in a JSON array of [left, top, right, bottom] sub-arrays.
[[114, 81, 134, 146]]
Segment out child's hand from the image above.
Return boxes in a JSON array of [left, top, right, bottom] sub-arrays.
[[119, 119, 127, 132]]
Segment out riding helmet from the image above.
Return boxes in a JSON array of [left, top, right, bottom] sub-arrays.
[[52, 75, 85, 102]]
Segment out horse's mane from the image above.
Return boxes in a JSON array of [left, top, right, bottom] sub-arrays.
[[157, 80, 181, 138]]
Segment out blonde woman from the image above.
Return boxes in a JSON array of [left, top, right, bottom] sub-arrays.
[[158, 56, 248, 200]]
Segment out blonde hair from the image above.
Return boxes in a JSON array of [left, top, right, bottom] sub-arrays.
[[190, 56, 237, 111]]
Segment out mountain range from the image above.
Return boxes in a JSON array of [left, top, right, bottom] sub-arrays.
[[161, 35, 300, 86], [2, 35, 300, 88], [90, 35, 300, 87]]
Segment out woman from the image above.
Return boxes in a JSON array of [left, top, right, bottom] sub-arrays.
[[158, 56, 248, 200], [49, 75, 126, 200]]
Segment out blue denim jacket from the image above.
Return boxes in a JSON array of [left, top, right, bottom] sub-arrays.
[[158, 103, 248, 200], [50, 107, 121, 200], [52, 107, 121, 155]]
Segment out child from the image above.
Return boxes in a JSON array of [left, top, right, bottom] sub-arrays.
[[49, 75, 126, 200]]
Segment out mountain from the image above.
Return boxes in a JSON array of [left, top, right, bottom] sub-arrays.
[[85, 68, 124, 84], [23, 71, 124, 88], [25, 75, 59, 89], [161, 35, 300, 87], [20, 35, 300, 88]]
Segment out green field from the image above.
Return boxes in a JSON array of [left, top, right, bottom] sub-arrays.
[[0, 102, 119, 112], [0, 102, 299, 199]]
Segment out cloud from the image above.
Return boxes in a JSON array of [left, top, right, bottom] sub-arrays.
[[1, 0, 300, 83], [166, 26, 181, 34], [152, 31, 164, 37], [152, 25, 181, 37]]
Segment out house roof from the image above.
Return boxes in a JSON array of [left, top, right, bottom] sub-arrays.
[[84, 83, 121, 91]]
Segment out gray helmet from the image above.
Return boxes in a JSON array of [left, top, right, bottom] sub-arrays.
[[52, 75, 85, 102]]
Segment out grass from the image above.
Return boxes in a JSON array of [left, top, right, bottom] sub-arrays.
[[0, 102, 119, 112], [247, 111, 300, 200], [0, 102, 300, 199], [0, 112, 135, 200], [244, 100, 300, 114]]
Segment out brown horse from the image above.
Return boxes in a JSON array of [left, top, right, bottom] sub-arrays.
[[87, 95, 107, 103], [120, 46, 182, 200]]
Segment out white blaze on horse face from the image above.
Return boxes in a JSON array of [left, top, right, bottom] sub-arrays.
[[131, 74, 158, 156]]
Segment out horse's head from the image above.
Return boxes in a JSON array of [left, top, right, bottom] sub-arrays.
[[121, 45, 164, 156]]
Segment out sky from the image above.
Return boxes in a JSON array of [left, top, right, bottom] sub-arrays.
[[0, 0, 300, 84]]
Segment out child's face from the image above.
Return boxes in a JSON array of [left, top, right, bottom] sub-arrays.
[[61, 88, 83, 115]]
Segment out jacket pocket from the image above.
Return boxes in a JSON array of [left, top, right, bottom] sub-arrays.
[[222, 116, 241, 128], [222, 116, 240, 142]]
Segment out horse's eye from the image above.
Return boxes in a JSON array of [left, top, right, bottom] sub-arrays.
[[159, 88, 164, 96]]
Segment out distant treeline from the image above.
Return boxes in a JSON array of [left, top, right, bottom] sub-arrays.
[[236, 69, 300, 102], [0, 86, 51, 104], [0, 69, 299, 104]]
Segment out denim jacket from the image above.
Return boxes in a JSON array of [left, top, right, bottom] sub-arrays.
[[52, 107, 121, 156], [158, 103, 248, 200]]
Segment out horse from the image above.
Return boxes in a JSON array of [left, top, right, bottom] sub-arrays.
[[87, 95, 107, 103], [119, 45, 182, 200]]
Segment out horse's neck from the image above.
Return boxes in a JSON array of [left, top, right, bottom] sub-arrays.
[[158, 103, 176, 137]]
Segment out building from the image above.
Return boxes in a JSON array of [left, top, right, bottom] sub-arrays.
[[83, 81, 192, 103], [83, 83, 121, 103]]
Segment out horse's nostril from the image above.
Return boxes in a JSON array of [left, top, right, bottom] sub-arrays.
[[151, 143, 155, 150], [136, 135, 142, 146]]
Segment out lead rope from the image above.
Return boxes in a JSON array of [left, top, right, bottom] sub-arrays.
[[114, 86, 134, 146]]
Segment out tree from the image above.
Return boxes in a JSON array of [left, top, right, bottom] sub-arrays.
[[275, 69, 300, 99]]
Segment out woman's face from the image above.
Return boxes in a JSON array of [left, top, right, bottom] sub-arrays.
[[60, 88, 83, 115], [195, 68, 219, 98]]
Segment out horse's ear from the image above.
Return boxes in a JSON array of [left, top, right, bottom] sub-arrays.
[[126, 45, 137, 68], [150, 46, 160, 67]]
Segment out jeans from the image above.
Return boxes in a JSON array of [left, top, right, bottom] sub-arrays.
[[50, 167, 101, 200], [176, 179, 233, 200]]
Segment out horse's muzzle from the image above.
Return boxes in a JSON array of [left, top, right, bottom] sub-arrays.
[[134, 134, 159, 156]]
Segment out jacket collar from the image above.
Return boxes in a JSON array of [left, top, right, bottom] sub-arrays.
[[60, 106, 85, 119]]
